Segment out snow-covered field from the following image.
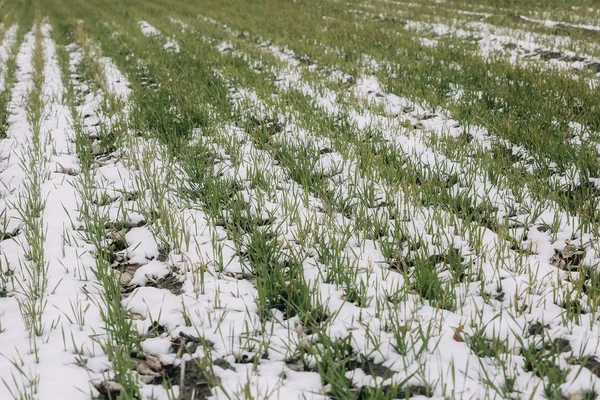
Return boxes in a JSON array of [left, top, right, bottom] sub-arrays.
[[1, 0, 600, 399]]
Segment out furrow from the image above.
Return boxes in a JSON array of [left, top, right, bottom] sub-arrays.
[[0, 26, 39, 398], [68, 40, 183, 399], [0, 23, 119, 399]]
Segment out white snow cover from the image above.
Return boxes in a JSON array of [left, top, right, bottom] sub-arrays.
[[403, 19, 600, 78], [138, 20, 161, 37], [520, 15, 600, 32], [137, 20, 180, 53], [0, 29, 38, 399], [188, 16, 600, 398], [0, 25, 108, 399], [1, 10, 600, 399]]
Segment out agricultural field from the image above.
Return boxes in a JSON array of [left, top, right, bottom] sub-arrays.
[[1, 0, 600, 398]]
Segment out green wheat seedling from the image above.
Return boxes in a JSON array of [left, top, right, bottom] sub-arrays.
[[1, 363, 40, 400]]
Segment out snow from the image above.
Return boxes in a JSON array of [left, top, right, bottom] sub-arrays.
[[403, 19, 600, 79], [194, 18, 600, 397], [137, 20, 180, 53], [0, 25, 108, 400], [138, 20, 161, 37], [1, 8, 600, 399], [520, 15, 600, 32]]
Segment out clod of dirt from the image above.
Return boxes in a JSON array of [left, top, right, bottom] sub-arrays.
[[491, 145, 522, 164], [213, 358, 236, 371], [121, 277, 143, 295], [528, 322, 549, 336], [387, 257, 410, 274], [222, 271, 244, 280], [136, 361, 162, 384], [215, 219, 226, 227], [171, 332, 213, 357], [55, 163, 78, 176], [347, 357, 396, 380], [414, 112, 436, 121], [128, 350, 175, 384], [106, 228, 127, 243], [120, 272, 134, 286], [172, 360, 214, 400], [536, 224, 552, 233], [551, 243, 585, 271], [295, 54, 314, 66], [107, 229, 128, 253], [115, 262, 142, 277], [582, 356, 600, 377], [246, 116, 284, 138], [145, 272, 184, 295], [94, 380, 123, 399], [146, 321, 167, 337], [553, 338, 572, 353], [284, 363, 305, 372], [560, 298, 587, 316], [91, 140, 102, 156], [139, 71, 158, 89], [538, 50, 561, 60], [110, 251, 127, 266], [428, 247, 464, 265], [0, 229, 20, 241], [105, 219, 147, 231], [156, 249, 169, 262], [356, 384, 431, 399], [586, 62, 600, 74]]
